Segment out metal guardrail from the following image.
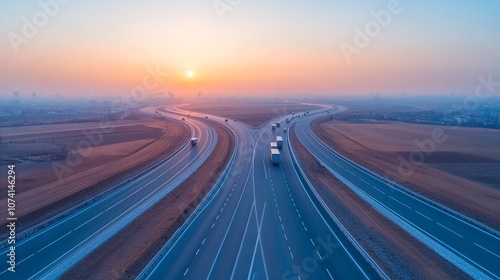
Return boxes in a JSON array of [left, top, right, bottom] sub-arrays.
[[288, 124, 390, 280], [136, 124, 238, 279], [0, 118, 192, 249], [306, 118, 500, 238]]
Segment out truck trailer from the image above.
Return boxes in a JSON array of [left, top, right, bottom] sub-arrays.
[[276, 136, 283, 149], [190, 137, 199, 146], [271, 124, 276, 130], [270, 142, 278, 150], [270, 148, 280, 165]]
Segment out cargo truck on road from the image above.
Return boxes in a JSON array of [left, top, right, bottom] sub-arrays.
[[270, 142, 278, 150], [270, 148, 280, 165], [276, 136, 283, 149]]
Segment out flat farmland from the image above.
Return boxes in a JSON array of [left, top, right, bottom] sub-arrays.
[[180, 101, 320, 127], [0, 116, 189, 237], [312, 120, 500, 229]]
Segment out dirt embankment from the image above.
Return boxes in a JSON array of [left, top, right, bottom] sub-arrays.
[[311, 119, 500, 230], [180, 101, 319, 127], [291, 126, 468, 279], [0, 117, 189, 237], [62, 119, 234, 279]]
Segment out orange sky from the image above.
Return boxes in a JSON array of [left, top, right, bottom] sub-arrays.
[[1, 1, 499, 97]]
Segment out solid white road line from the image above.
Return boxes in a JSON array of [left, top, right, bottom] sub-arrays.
[[389, 196, 412, 209], [37, 231, 73, 253], [474, 243, 500, 259], [437, 222, 463, 238], [415, 211, 432, 221]]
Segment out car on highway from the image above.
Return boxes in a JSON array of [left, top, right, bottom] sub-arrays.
[[190, 137, 198, 146]]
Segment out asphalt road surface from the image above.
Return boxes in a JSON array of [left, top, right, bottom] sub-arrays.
[[143, 107, 379, 280]]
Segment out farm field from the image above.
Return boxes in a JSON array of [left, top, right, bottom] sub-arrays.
[[312, 120, 500, 229], [0, 116, 189, 237]]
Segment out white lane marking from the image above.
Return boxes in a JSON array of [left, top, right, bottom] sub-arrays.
[[183, 268, 189, 276], [37, 231, 73, 253], [316, 250, 322, 260], [263, 160, 268, 179], [437, 222, 463, 238], [389, 196, 411, 209], [475, 243, 500, 259], [281, 224, 285, 230], [372, 186, 385, 194], [216, 215, 219, 220], [326, 268, 334, 279], [195, 249, 200, 256], [415, 211, 432, 221], [359, 178, 369, 185], [279, 215, 282, 222], [17, 253, 35, 265], [230, 201, 256, 279], [310, 238, 315, 246], [284, 233, 288, 241], [202, 238, 206, 244], [289, 251, 294, 259], [211, 223, 215, 228]]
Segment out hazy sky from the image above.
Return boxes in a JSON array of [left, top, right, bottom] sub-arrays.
[[1, 0, 499, 97]]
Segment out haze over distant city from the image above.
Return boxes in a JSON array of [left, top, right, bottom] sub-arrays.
[[1, 0, 499, 97]]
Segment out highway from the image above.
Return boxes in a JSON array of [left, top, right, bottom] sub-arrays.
[[142, 108, 379, 279], [294, 107, 500, 280], [0, 109, 217, 279], [3, 104, 494, 279]]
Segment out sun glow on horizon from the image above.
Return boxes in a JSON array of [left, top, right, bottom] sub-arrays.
[[187, 71, 194, 78]]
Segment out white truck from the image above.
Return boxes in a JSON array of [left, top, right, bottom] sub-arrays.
[[276, 121, 281, 128], [190, 137, 199, 146], [270, 142, 278, 150], [271, 124, 276, 130], [276, 136, 283, 149], [270, 148, 280, 165]]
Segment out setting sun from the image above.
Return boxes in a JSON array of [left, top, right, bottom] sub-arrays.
[[186, 71, 194, 78]]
